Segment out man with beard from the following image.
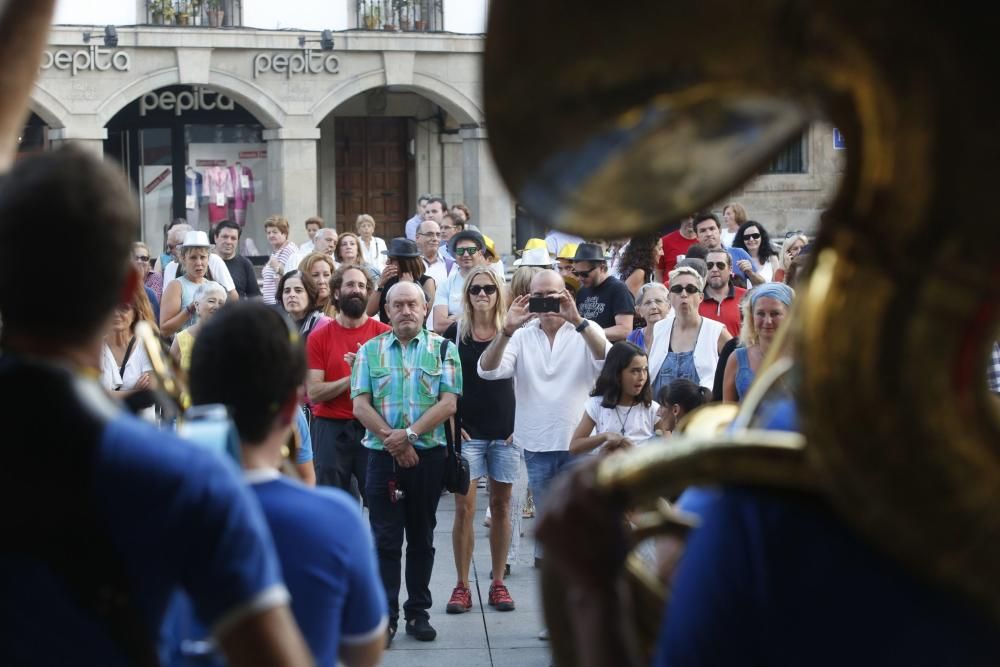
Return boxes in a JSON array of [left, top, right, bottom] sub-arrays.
[[307, 265, 390, 501], [700, 249, 746, 337], [351, 281, 462, 646]]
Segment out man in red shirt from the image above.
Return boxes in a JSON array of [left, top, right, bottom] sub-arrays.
[[699, 249, 746, 337], [307, 264, 391, 502], [659, 215, 698, 275]]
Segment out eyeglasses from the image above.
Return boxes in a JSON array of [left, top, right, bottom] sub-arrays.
[[706, 261, 728, 271], [572, 267, 596, 278], [468, 284, 498, 296], [441, 225, 456, 231], [743, 233, 761, 241], [454, 246, 480, 257], [134, 255, 150, 263], [419, 231, 442, 238], [669, 284, 701, 295]]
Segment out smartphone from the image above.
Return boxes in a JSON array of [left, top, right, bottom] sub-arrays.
[[177, 403, 242, 466], [528, 296, 561, 313]]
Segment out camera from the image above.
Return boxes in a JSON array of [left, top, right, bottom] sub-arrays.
[[528, 296, 561, 313]]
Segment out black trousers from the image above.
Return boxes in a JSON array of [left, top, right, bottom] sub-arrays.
[[365, 446, 446, 623], [312, 417, 369, 505]]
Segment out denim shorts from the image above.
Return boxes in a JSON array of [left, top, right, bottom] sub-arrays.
[[461, 439, 521, 483]]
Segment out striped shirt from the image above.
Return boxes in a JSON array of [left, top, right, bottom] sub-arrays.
[[261, 242, 299, 305], [350, 328, 462, 450]]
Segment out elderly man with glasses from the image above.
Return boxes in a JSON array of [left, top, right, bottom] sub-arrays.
[[571, 243, 636, 342]]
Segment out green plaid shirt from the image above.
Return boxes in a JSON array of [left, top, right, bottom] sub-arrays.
[[350, 328, 462, 450]]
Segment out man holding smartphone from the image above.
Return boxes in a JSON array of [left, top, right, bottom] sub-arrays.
[[478, 269, 610, 575]]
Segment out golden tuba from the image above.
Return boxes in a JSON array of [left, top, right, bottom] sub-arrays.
[[484, 0, 1000, 662]]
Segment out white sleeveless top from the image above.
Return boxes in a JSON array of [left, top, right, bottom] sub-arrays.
[[647, 315, 725, 390]]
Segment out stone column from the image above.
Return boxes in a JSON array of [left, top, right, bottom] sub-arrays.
[[48, 124, 107, 159], [263, 125, 321, 247], [461, 126, 514, 254]]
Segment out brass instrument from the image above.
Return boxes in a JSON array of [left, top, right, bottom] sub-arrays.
[[484, 0, 1000, 662]]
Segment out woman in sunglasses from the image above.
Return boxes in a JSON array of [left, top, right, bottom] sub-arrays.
[[648, 266, 732, 396], [731, 220, 780, 285], [443, 266, 519, 614], [722, 283, 795, 402]]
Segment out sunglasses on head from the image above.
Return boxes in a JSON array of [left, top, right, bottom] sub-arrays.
[[784, 230, 805, 238], [134, 255, 150, 262], [572, 267, 596, 278], [468, 284, 498, 296], [743, 233, 761, 240], [454, 246, 480, 257], [706, 261, 728, 271], [669, 284, 701, 295]]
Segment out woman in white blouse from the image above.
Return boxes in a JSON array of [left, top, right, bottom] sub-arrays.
[[101, 282, 157, 398], [570, 341, 663, 456], [355, 214, 387, 272]]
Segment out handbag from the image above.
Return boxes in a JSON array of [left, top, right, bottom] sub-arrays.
[[439, 339, 470, 495]]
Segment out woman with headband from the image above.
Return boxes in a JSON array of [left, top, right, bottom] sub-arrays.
[[722, 282, 795, 402]]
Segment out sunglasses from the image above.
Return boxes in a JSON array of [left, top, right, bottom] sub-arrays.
[[454, 246, 480, 257], [706, 261, 728, 271], [468, 284, 498, 296], [784, 230, 805, 238], [134, 255, 150, 263], [669, 284, 701, 295], [743, 233, 761, 240], [572, 267, 596, 278]]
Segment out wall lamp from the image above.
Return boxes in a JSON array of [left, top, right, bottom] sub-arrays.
[[298, 29, 335, 51], [82, 25, 118, 48]]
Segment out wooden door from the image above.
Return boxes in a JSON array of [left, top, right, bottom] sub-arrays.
[[334, 117, 409, 240]]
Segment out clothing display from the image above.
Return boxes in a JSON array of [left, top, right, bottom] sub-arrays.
[[184, 167, 205, 231], [228, 163, 255, 226], [205, 166, 233, 224]]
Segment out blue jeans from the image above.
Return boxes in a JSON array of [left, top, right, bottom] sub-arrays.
[[523, 449, 572, 559]]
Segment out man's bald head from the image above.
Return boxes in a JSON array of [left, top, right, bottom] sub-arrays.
[[530, 269, 565, 295], [385, 280, 426, 306]]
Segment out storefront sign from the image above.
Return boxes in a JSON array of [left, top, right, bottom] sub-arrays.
[[253, 49, 340, 79], [41, 46, 130, 76], [140, 87, 235, 117]]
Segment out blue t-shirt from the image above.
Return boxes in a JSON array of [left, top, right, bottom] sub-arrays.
[[658, 399, 1000, 665], [249, 472, 387, 666], [3, 410, 287, 666]]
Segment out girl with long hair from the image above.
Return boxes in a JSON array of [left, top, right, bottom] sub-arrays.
[[569, 341, 662, 456], [367, 238, 437, 323], [732, 220, 780, 285], [299, 252, 337, 317], [277, 269, 329, 340], [617, 234, 664, 296]]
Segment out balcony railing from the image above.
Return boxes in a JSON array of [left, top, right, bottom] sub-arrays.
[[144, 1, 243, 28], [355, 0, 444, 32]]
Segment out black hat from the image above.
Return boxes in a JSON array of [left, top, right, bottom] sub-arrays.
[[383, 237, 421, 258], [572, 242, 607, 262], [448, 229, 486, 256]]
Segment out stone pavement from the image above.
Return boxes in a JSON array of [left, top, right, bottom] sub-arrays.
[[376, 487, 552, 667]]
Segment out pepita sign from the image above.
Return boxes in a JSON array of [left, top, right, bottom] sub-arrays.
[[140, 87, 235, 117], [41, 46, 130, 76]]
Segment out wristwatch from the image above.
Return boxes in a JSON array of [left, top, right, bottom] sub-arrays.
[[405, 427, 419, 444], [575, 319, 590, 333]]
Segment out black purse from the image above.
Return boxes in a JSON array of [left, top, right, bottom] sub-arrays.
[[439, 339, 470, 495]]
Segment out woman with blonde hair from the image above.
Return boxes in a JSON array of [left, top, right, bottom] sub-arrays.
[[133, 241, 163, 301], [160, 231, 214, 337], [299, 252, 337, 317], [100, 277, 159, 399], [722, 283, 795, 402], [774, 232, 808, 283], [444, 266, 519, 613], [355, 213, 387, 271], [721, 202, 748, 248]]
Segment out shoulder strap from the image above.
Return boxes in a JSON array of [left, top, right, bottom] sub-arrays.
[[439, 339, 460, 454], [119, 336, 137, 379]]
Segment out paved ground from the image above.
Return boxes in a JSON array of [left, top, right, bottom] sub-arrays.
[[377, 487, 552, 667]]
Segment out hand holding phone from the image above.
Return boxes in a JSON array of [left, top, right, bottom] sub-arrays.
[[528, 296, 561, 313]]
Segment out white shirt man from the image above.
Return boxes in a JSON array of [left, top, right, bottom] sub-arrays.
[[404, 195, 432, 240], [478, 270, 609, 562], [417, 220, 452, 329]]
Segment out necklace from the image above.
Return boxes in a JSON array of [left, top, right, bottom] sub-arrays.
[[615, 402, 636, 435]]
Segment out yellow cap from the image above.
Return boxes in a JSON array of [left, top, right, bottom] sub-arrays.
[[557, 243, 579, 260], [519, 237, 547, 254]]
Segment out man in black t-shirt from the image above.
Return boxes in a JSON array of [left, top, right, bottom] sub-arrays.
[[572, 243, 635, 341], [215, 220, 262, 299]]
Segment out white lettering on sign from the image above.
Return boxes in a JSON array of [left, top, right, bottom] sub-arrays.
[[253, 49, 340, 79], [139, 86, 236, 117], [41, 46, 130, 77]]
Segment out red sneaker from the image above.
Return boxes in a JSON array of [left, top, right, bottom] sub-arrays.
[[446, 583, 472, 614], [488, 582, 515, 611]]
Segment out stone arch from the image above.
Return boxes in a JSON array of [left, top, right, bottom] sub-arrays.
[[95, 68, 287, 128], [309, 69, 483, 126], [29, 84, 71, 129]]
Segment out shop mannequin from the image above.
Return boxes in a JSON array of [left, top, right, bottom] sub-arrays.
[[205, 165, 232, 226], [184, 166, 205, 231], [228, 161, 255, 227]]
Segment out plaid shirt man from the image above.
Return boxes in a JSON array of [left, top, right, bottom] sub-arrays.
[[351, 327, 462, 449]]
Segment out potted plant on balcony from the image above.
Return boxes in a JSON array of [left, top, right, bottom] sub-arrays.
[[394, 0, 411, 31], [176, 1, 192, 25], [148, 0, 169, 24], [361, 1, 381, 30], [207, 0, 225, 27]]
